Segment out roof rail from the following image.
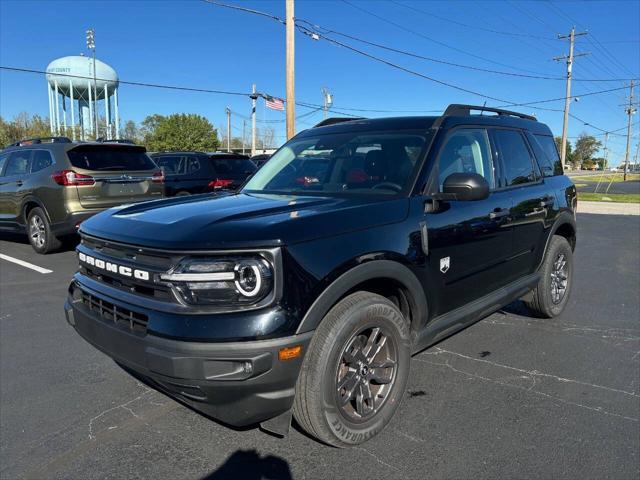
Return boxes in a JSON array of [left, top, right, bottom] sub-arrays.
[[443, 104, 537, 121], [313, 117, 366, 128], [10, 136, 72, 147]]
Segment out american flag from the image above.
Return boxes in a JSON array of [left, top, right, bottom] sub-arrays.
[[264, 95, 285, 111]]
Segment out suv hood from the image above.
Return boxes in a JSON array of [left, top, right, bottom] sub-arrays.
[[80, 192, 409, 250]]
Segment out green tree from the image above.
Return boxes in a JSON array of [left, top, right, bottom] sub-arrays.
[[142, 114, 219, 152], [0, 112, 52, 147], [554, 136, 573, 167], [573, 133, 602, 169], [123, 120, 140, 143]]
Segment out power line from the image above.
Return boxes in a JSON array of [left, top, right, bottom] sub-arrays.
[[389, 0, 557, 41], [0, 66, 251, 97], [297, 25, 630, 107], [341, 0, 556, 77], [296, 19, 570, 81]]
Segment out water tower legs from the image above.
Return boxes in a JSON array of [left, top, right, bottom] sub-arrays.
[[47, 84, 54, 135], [104, 84, 110, 140], [54, 81, 60, 136], [87, 80, 94, 137], [70, 81, 76, 141], [114, 88, 120, 139]]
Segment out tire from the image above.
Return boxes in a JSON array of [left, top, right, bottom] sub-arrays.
[[293, 291, 411, 447], [525, 235, 573, 318], [27, 207, 61, 254], [175, 191, 191, 197]]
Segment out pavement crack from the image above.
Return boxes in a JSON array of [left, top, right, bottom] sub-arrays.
[[353, 447, 401, 472], [422, 347, 639, 397], [87, 388, 153, 440], [415, 354, 639, 423]]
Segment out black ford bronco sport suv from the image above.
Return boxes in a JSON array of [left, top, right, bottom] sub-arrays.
[[65, 105, 576, 447]]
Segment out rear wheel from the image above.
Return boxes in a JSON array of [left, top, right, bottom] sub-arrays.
[[27, 207, 61, 254], [525, 235, 573, 318], [293, 291, 411, 447]]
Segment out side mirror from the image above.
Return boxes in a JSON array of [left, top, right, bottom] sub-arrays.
[[442, 172, 490, 201]]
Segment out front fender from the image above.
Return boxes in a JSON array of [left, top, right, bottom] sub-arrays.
[[295, 259, 428, 336]]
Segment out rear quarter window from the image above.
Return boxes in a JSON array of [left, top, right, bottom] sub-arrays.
[[67, 146, 156, 171], [532, 134, 564, 176], [31, 150, 54, 173]]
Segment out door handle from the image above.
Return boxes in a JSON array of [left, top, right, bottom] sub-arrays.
[[15, 180, 23, 187], [540, 195, 555, 208], [489, 208, 510, 219]]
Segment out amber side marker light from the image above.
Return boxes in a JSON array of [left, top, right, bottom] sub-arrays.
[[279, 345, 302, 361]]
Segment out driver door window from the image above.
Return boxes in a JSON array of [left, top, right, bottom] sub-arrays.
[[438, 128, 495, 189]]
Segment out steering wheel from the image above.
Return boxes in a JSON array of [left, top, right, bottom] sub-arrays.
[[372, 182, 402, 192]]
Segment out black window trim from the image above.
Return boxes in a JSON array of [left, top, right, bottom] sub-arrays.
[[488, 126, 544, 192]]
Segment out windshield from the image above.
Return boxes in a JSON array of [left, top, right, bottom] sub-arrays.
[[242, 131, 427, 196]]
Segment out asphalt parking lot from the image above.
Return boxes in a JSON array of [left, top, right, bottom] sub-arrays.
[[1, 213, 639, 480]]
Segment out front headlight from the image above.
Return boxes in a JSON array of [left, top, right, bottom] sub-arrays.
[[160, 255, 274, 307]]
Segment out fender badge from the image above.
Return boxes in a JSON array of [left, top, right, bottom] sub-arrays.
[[440, 257, 450, 273]]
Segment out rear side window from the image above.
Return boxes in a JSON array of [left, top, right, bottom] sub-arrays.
[[533, 134, 563, 176], [31, 150, 54, 173], [5, 151, 31, 176], [155, 155, 201, 175], [211, 158, 257, 175], [493, 130, 538, 186], [67, 146, 156, 171]]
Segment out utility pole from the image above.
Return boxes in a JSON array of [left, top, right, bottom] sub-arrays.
[[225, 107, 231, 152], [623, 80, 636, 181], [322, 87, 333, 119], [285, 0, 295, 139], [251, 84, 258, 156], [554, 27, 588, 170], [242, 120, 246, 155], [86, 28, 98, 137], [603, 132, 609, 169]]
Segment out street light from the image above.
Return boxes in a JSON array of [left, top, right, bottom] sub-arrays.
[[86, 28, 98, 137]]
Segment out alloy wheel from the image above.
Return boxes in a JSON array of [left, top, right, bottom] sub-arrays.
[[29, 215, 46, 249], [335, 326, 397, 421], [550, 253, 569, 304]]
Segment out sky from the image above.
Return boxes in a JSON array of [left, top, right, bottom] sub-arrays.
[[0, 0, 638, 163]]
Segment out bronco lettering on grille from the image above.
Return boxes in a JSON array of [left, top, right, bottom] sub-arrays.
[[78, 252, 150, 281]]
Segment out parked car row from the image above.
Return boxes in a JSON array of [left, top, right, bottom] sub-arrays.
[[0, 136, 268, 253]]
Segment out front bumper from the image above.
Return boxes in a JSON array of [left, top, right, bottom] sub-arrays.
[[65, 290, 312, 427]]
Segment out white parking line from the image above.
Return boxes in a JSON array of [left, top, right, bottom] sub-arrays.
[[0, 254, 53, 274]]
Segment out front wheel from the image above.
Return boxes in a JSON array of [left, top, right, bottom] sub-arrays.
[[525, 235, 573, 318], [293, 292, 411, 447]]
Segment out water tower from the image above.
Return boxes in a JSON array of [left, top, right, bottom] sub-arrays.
[[46, 55, 120, 140]]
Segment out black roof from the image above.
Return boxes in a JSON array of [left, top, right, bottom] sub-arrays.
[[301, 104, 552, 137]]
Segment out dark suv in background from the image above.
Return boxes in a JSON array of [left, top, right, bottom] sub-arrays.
[[150, 152, 257, 196], [66, 105, 576, 447], [0, 137, 164, 253]]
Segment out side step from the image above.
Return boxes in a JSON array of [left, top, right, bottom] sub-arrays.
[[413, 273, 539, 354]]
